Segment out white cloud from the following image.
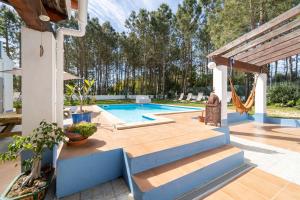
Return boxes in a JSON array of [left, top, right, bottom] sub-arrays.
[[88, 0, 183, 31]]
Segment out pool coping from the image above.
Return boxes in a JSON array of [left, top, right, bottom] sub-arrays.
[[97, 103, 204, 130]]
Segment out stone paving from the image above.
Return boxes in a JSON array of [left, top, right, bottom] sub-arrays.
[[231, 135, 300, 185]]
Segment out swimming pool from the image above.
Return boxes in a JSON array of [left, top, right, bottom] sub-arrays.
[[99, 104, 202, 123]]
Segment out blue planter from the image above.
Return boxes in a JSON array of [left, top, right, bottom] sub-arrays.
[[72, 112, 92, 124]]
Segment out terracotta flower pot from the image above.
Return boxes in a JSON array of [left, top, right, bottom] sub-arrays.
[[64, 131, 88, 146], [16, 108, 22, 114]]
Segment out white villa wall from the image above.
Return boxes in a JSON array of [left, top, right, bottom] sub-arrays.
[[21, 27, 56, 135], [0, 40, 14, 113]]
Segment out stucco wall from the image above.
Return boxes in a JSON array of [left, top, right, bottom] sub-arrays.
[[0, 40, 14, 113]]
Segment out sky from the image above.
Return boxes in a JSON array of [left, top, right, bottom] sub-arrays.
[[88, 0, 183, 32]]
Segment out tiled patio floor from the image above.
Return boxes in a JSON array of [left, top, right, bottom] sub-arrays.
[[47, 167, 300, 200], [230, 121, 300, 152], [0, 137, 20, 194], [204, 168, 300, 200], [59, 109, 219, 160]]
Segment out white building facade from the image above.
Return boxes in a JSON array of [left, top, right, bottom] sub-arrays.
[[0, 40, 14, 113]]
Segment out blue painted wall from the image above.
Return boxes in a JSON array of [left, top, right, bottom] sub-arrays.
[[251, 113, 300, 127], [56, 149, 124, 198], [228, 112, 249, 124], [21, 148, 53, 172], [228, 112, 300, 128]]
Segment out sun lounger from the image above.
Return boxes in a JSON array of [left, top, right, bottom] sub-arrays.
[[174, 93, 184, 101], [181, 93, 192, 102], [191, 92, 204, 102]]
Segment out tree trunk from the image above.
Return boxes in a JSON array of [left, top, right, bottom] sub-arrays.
[[21, 159, 41, 188], [296, 54, 298, 78], [288, 56, 293, 81]]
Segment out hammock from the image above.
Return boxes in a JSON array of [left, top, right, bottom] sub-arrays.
[[229, 77, 257, 114]]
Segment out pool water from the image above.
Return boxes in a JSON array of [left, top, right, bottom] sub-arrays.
[[99, 104, 202, 123]]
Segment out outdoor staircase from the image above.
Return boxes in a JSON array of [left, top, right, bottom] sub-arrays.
[[123, 131, 245, 200]]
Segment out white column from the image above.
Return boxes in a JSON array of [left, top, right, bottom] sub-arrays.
[[21, 27, 57, 135], [255, 73, 267, 116], [56, 36, 64, 128], [213, 65, 228, 126]]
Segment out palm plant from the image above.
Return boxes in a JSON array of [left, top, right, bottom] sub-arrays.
[[66, 79, 95, 112]]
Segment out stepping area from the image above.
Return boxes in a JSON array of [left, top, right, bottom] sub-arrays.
[[133, 145, 242, 192], [204, 168, 300, 200]]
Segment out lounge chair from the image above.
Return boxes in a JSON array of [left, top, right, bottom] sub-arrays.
[[191, 92, 204, 102], [174, 93, 184, 101], [181, 93, 192, 102]]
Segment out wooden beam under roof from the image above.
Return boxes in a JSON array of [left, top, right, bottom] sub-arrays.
[[1, 0, 77, 32], [224, 17, 300, 58], [212, 55, 268, 73], [71, 0, 78, 9], [207, 4, 300, 58], [8, 0, 53, 32], [241, 33, 300, 63], [254, 45, 300, 66], [235, 28, 300, 61]]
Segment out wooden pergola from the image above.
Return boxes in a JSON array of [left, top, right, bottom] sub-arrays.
[[0, 0, 79, 32], [207, 4, 300, 74]]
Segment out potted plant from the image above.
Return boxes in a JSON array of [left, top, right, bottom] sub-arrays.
[[14, 99, 22, 114], [66, 79, 95, 123], [0, 121, 65, 200], [64, 122, 97, 146]]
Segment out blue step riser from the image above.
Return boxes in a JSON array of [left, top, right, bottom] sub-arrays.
[[133, 151, 244, 200], [128, 135, 226, 174]]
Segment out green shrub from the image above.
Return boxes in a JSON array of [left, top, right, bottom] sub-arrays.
[[268, 83, 299, 106], [13, 99, 22, 109], [286, 100, 295, 107], [296, 98, 300, 106], [66, 122, 97, 138]]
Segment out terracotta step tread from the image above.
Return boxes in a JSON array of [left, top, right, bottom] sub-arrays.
[[125, 130, 223, 158], [133, 145, 242, 192]]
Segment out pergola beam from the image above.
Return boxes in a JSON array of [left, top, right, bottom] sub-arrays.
[[242, 34, 300, 63], [8, 0, 53, 32], [212, 56, 267, 73], [255, 47, 300, 66], [235, 28, 300, 61], [224, 18, 300, 58], [252, 42, 300, 65], [1, 0, 78, 32], [208, 4, 300, 57]]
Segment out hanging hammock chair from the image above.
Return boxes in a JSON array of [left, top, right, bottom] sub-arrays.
[[229, 76, 258, 114]]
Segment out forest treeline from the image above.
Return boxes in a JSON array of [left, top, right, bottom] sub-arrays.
[[1, 0, 300, 97]]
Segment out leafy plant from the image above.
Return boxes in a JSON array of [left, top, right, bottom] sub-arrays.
[[65, 79, 95, 112], [14, 99, 22, 109], [0, 121, 65, 187], [65, 122, 97, 138], [268, 83, 299, 106], [296, 98, 300, 108]]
